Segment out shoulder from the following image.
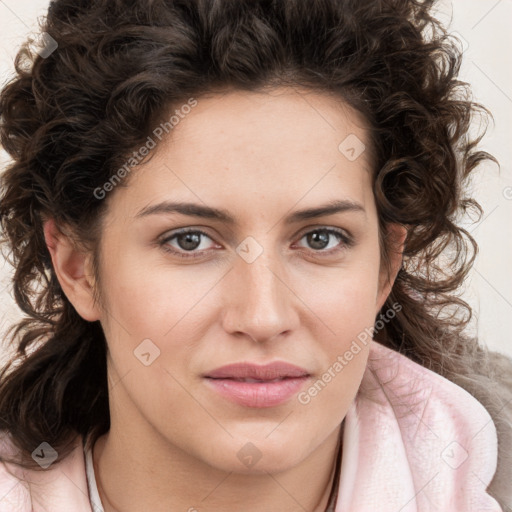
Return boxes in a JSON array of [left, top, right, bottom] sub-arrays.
[[0, 431, 31, 511], [0, 431, 92, 512], [341, 340, 502, 511]]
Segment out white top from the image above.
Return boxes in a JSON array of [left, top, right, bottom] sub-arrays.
[[84, 442, 104, 512]]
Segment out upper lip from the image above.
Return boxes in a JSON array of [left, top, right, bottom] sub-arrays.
[[204, 361, 310, 380]]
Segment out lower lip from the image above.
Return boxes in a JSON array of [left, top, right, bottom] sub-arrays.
[[204, 376, 310, 408]]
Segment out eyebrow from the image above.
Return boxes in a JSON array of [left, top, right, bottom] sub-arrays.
[[135, 199, 366, 224]]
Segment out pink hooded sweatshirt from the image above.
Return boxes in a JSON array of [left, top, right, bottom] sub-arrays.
[[0, 340, 502, 511]]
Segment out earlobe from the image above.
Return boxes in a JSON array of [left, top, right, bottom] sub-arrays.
[[43, 218, 101, 322], [376, 223, 407, 312]]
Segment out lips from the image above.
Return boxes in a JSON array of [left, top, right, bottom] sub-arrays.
[[204, 361, 310, 380], [203, 361, 311, 408]]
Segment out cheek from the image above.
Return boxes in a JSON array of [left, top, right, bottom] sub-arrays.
[[290, 269, 378, 425], [99, 245, 209, 331], [292, 252, 381, 334], [295, 275, 376, 390], [97, 251, 221, 385], [97, 256, 205, 429]]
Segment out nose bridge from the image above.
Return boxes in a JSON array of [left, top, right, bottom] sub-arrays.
[[223, 235, 296, 341]]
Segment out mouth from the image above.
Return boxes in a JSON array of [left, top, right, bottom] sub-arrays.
[[202, 362, 311, 408], [207, 376, 300, 383]]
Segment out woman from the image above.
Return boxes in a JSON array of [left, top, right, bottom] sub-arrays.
[[0, 0, 511, 510]]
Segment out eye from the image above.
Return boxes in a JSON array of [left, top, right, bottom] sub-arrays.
[[294, 228, 353, 255], [159, 228, 218, 259]]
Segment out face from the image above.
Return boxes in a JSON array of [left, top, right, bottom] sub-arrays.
[[70, 87, 402, 474]]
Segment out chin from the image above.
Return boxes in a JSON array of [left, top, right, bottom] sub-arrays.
[[204, 436, 307, 475]]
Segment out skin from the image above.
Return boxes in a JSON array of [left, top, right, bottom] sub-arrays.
[[44, 87, 406, 512]]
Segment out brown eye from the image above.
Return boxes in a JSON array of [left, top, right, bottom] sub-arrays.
[[295, 228, 353, 255], [159, 229, 217, 259], [174, 231, 203, 251]]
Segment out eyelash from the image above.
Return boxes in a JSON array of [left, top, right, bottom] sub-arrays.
[[158, 227, 354, 260]]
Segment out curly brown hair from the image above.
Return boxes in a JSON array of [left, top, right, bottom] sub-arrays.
[[1, 0, 511, 507]]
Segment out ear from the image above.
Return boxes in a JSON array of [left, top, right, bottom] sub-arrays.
[[43, 217, 102, 322], [375, 223, 407, 313]]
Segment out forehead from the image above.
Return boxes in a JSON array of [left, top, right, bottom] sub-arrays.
[[164, 87, 372, 163], [108, 87, 375, 223]]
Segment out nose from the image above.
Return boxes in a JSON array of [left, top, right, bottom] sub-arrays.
[[221, 241, 300, 343]]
